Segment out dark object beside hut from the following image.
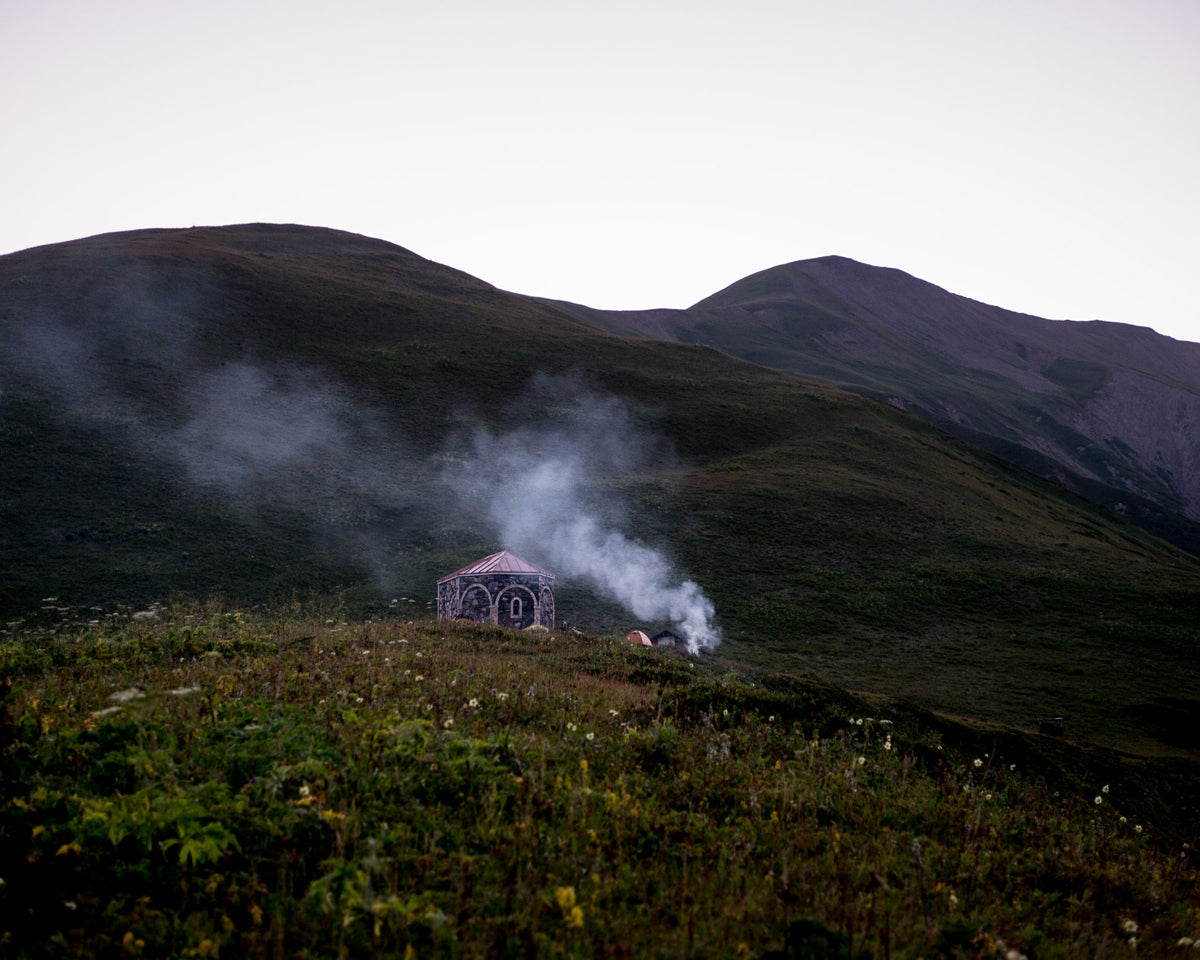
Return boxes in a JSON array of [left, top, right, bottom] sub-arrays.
[[1036, 716, 1065, 736]]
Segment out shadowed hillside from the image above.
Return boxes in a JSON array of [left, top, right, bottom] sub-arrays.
[[549, 256, 1200, 554], [2, 225, 1199, 768]]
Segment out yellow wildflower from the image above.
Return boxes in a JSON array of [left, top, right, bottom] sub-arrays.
[[567, 905, 584, 928], [555, 886, 576, 911]]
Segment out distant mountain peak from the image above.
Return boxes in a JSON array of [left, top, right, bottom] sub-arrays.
[[571, 253, 1200, 550]]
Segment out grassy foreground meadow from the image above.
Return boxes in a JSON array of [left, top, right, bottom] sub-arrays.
[[2, 604, 1198, 959]]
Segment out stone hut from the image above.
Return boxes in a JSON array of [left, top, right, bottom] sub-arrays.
[[436, 550, 555, 630]]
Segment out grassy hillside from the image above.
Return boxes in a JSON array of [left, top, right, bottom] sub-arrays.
[[2, 225, 1199, 771], [548, 257, 1200, 555], [2, 609, 1198, 958]]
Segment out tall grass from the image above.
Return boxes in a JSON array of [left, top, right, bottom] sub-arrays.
[[2, 605, 1196, 958]]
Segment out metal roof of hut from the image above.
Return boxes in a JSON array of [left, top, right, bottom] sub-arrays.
[[437, 550, 554, 583]]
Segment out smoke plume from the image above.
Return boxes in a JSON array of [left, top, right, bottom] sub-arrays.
[[443, 372, 720, 652], [2, 261, 721, 640], [0, 264, 430, 591]]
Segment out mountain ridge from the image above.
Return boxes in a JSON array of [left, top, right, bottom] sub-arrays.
[[553, 255, 1200, 551]]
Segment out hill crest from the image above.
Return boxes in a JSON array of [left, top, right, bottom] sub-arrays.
[[558, 255, 1200, 551]]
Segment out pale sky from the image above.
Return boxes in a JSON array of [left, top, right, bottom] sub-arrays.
[[3, 0, 1198, 343]]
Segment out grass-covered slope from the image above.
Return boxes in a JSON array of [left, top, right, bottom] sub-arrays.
[[2, 224, 1199, 769], [1, 610, 1197, 958], [550, 256, 1200, 554]]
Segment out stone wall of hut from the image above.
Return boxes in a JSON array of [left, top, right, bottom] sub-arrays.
[[437, 571, 555, 629]]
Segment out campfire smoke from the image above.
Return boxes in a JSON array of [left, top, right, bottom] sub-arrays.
[[442, 372, 721, 653]]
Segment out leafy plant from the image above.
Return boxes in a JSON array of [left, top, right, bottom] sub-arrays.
[[1, 608, 1196, 957]]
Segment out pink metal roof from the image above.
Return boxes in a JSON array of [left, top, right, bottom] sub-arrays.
[[438, 550, 554, 583]]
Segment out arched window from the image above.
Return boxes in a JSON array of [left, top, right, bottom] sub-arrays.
[[511, 596, 523, 618]]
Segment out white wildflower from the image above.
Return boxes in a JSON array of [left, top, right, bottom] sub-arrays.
[[973, 758, 983, 768]]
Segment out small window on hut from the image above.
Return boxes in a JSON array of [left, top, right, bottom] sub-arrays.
[[511, 597, 523, 618]]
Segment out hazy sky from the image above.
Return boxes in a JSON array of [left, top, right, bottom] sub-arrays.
[[3, 0, 1198, 342]]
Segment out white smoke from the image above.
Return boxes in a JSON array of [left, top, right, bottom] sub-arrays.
[[443, 372, 720, 652], [2, 261, 721, 629], [0, 264, 432, 590]]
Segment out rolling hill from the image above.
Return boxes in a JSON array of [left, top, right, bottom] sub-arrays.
[[549, 256, 1200, 555], [2, 224, 1198, 769]]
